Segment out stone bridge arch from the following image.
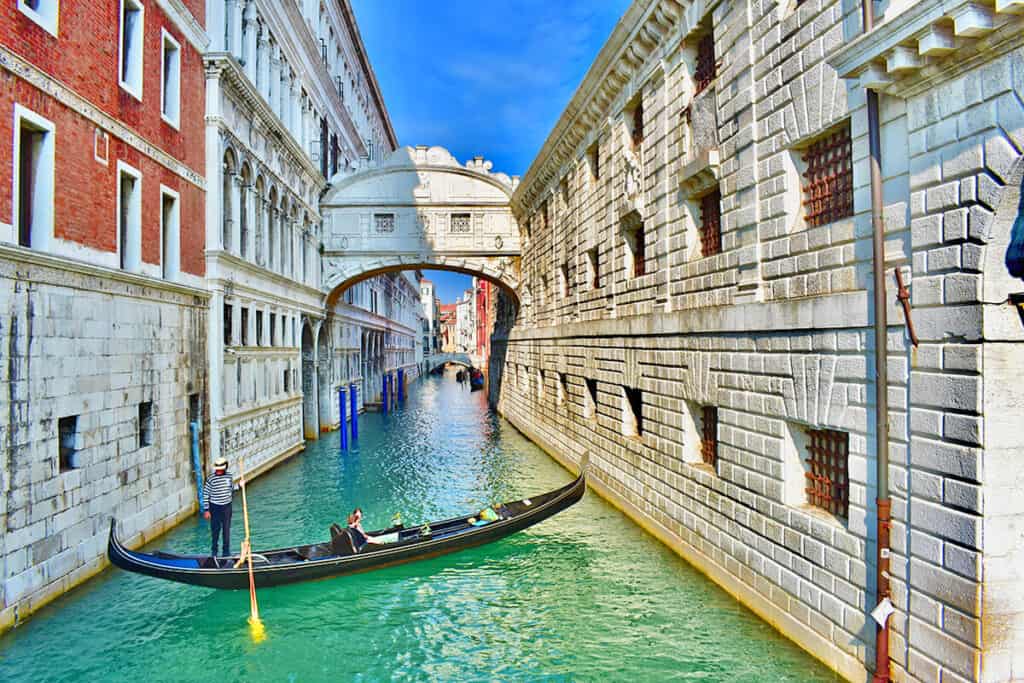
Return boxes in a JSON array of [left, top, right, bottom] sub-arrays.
[[320, 145, 522, 305]]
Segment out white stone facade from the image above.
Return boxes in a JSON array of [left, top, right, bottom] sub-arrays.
[[202, 0, 397, 474], [497, 1, 1024, 681]]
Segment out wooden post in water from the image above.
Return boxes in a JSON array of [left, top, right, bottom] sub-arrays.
[[237, 458, 265, 642], [338, 386, 347, 450], [349, 383, 358, 441]]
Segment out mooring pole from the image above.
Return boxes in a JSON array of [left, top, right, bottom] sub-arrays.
[[190, 421, 203, 513], [382, 374, 388, 415], [349, 382, 358, 441], [338, 386, 348, 450], [398, 369, 405, 402]]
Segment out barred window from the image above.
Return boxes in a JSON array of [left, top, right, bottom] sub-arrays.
[[694, 31, 716, 94], [801, 123, 853, 227], [701, 406, 718, 468], [450, 213, 471, 233], [374, 213, 395, 233], [804, 428, 849, 518], [699, 188, 722, 257]]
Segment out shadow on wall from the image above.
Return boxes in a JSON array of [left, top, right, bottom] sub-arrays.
[[1006, 172, 1024, 280], [487, 288, 516, 407]]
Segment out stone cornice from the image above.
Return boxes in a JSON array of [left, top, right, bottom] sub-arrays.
[[511, 0, 684, 217], [0, 45, 205, 190], [261, 0, 372, 159], [828, 0, 1024, 97], [210, 251, 326, 302], [0, 244, 210, 302], [155, 0, 209, 52], [509, 291, 869, 340], [207, 53, 327, 198], [339, 0, 399, 150]]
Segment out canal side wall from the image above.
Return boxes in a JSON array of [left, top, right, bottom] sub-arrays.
[[500, 1, 1024, 681], [0, 250, 209, 633]]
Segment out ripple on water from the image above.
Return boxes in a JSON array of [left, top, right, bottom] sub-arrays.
[[0, 375, 840, 683]]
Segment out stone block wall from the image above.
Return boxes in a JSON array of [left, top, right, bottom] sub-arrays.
[[0, 251, 208, 631], [503, 0, 1024, 680]]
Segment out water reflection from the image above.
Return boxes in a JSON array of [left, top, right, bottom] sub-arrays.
[[0, 370, 838, 682]]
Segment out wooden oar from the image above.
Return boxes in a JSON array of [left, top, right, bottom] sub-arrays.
[[237, 458, 266, 642]]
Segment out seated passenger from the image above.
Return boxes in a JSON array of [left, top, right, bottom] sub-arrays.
[[347, 508, 369, 550]]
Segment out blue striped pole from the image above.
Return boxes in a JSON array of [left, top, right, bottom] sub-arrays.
[[349, 383, 358, 441], [382, 374, 388, 415], [398, 369, 405, 402], [339, 387, 348, 450]]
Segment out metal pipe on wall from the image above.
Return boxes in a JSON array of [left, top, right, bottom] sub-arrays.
[[862, 1, 893, 681]]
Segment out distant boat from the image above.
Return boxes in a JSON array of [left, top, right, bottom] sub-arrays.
[[469, 368, 485, 391], [107, 474, 585, 589]]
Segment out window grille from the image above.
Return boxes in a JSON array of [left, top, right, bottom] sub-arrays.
[[701, 406, 718, 467], [374, 213, 395, 233], [694, 32, 716, 94], [699, 188, 722, 257], [450, 213, 471, 234], [802, 124, 853, 227], [804, 428, 849, 518], [631, 101, 644, 147]]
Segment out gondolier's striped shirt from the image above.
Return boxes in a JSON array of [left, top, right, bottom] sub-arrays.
[[203, 472, 233, 509]]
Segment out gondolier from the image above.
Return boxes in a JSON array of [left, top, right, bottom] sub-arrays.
[[202, 457, 234, 557]]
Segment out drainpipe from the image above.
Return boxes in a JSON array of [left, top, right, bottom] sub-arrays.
[[862, 2, 892, 682]]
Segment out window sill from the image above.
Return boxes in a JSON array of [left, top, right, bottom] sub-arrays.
[[119, 81, 143, 102], [18, 3, 58, 38], [791, 503, 847, 530], [161, 113, 181, 131]]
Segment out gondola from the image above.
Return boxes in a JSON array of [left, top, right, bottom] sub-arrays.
[[108, 472, 585, 589]]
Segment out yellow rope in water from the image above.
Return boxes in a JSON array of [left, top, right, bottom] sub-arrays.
[[238, 458, 265, 643]]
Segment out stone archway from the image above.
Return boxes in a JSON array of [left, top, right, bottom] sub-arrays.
[[316, 322, 331, 431], [300, 322, 318, 439]]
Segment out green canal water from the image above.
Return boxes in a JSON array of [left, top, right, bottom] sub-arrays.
[[0, 373, 839, 682]]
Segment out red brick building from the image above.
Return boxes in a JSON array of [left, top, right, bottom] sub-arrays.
[[474, 278, 496, 364], [439, 303, 457, 352], [0, 1, 208, 631]]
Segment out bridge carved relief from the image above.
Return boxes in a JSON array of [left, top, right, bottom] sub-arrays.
[[320, 146, 522, 301]]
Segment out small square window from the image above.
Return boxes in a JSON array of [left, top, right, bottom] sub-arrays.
[[584, 378, 598, 419], [694, 29, 716, 94], [374, 213, 395, 233], [803, 427, 849, 519], [586, 247, 600, 290], [700, 406, 718, 468], [800, 122, 853, 228], [622, 386, 643, 438], [450, 213, 472, 234], [94, 128, 109, 165], [138, 402, 153, 448], [699, 188, 722, 258], [58, 415, 79, 472]]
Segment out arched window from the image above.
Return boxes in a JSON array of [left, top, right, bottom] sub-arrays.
[[222, 150, 236, 251], [267, 186, 278, 272], [254, 175, 265, 265], [240, 163, 252, 259]]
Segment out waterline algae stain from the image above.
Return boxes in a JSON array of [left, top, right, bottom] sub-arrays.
[[0, 375, 837, 682]]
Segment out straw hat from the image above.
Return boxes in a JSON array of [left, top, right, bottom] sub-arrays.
[[213, 457, 228, 469]]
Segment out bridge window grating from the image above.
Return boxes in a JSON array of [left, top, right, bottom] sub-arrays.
[[801, 123, 853, 227], [374, 213, 395, 233], [450, 213, 471, 234], [804, 428, 849, 519], [701, 405, 718, 468], [699, 188, 722, 258]]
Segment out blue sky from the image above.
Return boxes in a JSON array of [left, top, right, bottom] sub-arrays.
[[351, 0, 631, 177], [351, 1, 631, 304]]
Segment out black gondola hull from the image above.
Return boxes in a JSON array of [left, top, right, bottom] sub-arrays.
[[108, 474, 585, 590]]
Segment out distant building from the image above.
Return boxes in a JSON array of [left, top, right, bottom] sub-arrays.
[[455, 288, 475, 353], [419, 277, 439, 356], [474, 278, 496, 364], [439, 304, 457, 353]]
